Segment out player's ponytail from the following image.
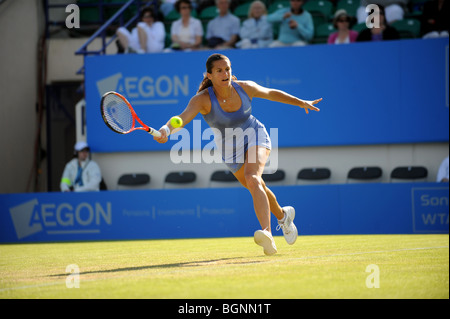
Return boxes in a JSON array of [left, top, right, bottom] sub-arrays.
[[197, 75, 212, 93]]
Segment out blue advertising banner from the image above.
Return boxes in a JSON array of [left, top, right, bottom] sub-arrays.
[[85, 38, 449, 153], [0, 183, 447, 243], [411, 187, 449, 233]]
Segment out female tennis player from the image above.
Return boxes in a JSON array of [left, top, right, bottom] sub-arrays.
[[155, 53, 322, 255]]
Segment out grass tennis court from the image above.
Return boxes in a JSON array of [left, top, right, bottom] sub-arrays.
[[0, 234, 448, 299]]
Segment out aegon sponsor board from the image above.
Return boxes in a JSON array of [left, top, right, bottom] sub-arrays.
[[1, 183, 447, 243], [9, 198, 112, 240]]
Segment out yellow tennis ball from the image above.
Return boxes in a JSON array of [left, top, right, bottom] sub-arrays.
[[170, 116, 183, 128]]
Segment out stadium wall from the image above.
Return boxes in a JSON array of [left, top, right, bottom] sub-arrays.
[[92, 143, 449, 190], [85, 39, 449, 152], [0, 0, 45, 193], [0, 182, 448, 243]]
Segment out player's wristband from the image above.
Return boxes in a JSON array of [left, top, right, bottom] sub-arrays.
[[161, 125, 170, 136]]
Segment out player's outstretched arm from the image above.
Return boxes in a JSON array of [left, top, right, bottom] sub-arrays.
[[243, 80, 322, 114]]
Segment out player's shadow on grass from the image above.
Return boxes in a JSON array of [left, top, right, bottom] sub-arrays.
[[49, 257, 264, 277]]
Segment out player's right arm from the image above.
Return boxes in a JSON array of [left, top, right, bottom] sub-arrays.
[[154, 91, 210, 143]]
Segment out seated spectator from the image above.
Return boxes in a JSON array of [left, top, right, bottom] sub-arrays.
[[205, 0, 241, 49], [116, 8, 145, 53], [116, 6, 165, 54], [169, 0, 204, 51], [267, 0, 314, 47], [328, 9, 358, 44], [237, 0, 273, 49], [421, 0, 449, 39], [137, 6, 166, 53], [356, 5, 399, 41], [356, 0, 408, 25], [437, 156, 449, 182], [60, 142, 102, 192], [116, 26, 140, 53]]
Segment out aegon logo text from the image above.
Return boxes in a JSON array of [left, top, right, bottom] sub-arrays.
[[96, 73, 189, 105], [9, 199, 112, 240], [120, 75, 189, 98]]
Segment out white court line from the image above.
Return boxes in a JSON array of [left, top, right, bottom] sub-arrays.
[[1, 245, 448, 293], [272, 245, 450, 263]]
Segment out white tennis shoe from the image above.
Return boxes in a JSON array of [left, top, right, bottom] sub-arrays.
[[254, 229, 277, 256], [276, 206, 298, 245]]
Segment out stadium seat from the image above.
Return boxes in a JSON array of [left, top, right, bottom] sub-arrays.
[[78, 0, 102, 24], [391, 19, 421, 38], [165, 33, 172, 48], [296, 168, 331, 185], [100, 178, 108, 191], [336, 0, 359, 17], [164, 171, 197, 189], [390, 166, 428, 182], [233, 2, 252, 19], [262, 169, 286, 185], [268, 1, 290, 14], [164, 8, 198, 22], [347, 166, 382, 183], [199, 6, 219, 21], [352, 22, 367, 33], [164, 9, 181, 22], [409, 0, 428, 13], [303, 0, 334, 28], [314, 23, 335, 43], [104, 0, 138, 23], [209, 170, 240, 188], [117, 173, 150, 190]]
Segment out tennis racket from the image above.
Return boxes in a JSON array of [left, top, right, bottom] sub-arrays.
[[100, 91, 161, 137]]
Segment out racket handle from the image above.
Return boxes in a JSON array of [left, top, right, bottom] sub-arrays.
[[148, 127, 161, 138]]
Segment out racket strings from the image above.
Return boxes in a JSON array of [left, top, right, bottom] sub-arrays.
[[102, 94, 134, 133]]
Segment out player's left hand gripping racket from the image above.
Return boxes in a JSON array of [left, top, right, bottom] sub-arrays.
[[100, 91, 161, 137]]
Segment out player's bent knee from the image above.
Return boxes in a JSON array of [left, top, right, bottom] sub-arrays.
[[244, 174, 262, 191]]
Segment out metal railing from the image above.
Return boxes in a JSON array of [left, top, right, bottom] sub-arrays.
[[44, 0, 156, 74], [75, 0, 147, 57]]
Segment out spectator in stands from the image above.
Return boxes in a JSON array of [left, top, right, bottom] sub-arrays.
[[437, 156, 449, 182], [205, 0, 240, 49], [356, 5, 399, 41], [237, 0, 273, 49], [137, 6, 166, 53], [169, 0, 204, 51], [116, 6, 165, 54], [267, 0, 314, 47], [421, 0, 449, 39], [116, 7, 146, 54], [60, 142, 102, 192], [327, 9, 359, 44], [356, 0, 408, 25]]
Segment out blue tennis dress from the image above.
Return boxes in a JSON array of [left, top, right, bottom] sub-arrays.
[[202, 81, 271, 173]]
